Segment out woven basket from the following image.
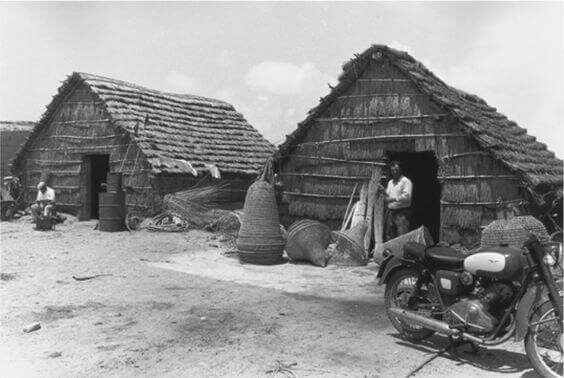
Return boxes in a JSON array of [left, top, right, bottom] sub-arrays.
[[481, 216, 549, 249], [286, 219, 332, 267], [35, 216, 55, 231], [327, 221, 368, 266], [237, 180, 285, 265]]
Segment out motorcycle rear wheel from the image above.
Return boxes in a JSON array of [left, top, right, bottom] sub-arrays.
[[525, 300, 563, 378], [385, 268, 436, 341]]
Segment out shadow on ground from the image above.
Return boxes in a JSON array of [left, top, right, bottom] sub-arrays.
[[390, 333, 538, 377]]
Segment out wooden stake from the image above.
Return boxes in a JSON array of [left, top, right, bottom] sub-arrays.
[[351, 183, 368, 228], [341, 183, 359, 231], [373, 179, 385, 245], [343, 205, 355, 231], [364, 169, 380, 251]]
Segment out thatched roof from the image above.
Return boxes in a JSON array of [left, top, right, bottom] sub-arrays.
[[0, 121, 35, 132], [15, 72, 275, 175], [279, 45, 562, 188]]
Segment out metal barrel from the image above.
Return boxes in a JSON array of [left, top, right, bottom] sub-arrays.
[[106, 173, 123, 192], [99, 191, 126, 232]]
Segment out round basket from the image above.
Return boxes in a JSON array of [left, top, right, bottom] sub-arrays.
[[481, 216, 549, 249], [286, 219, 332, 266]]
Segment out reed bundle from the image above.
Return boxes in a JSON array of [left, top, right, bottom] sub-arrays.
[[162, 184, 227, 226]]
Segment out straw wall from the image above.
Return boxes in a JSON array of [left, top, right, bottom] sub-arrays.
[[278, 56, 526, 246], [18, 82, 157, 218]]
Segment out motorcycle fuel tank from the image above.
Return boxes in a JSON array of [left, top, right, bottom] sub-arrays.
[[463, 247, 524, 280]]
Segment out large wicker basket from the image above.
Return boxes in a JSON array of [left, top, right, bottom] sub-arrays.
[[286, 219, 332, 267], [481, 216, 549, 249], [237, 180, 285, 265]]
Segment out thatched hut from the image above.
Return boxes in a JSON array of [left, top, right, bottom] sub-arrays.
[[276, 45, 562, 246], [13, 72, 274, 220], [1, 121, 34, 179]]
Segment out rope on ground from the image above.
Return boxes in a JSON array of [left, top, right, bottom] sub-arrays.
[[405, 348, 446, 378], [145, 212, 189, 232]]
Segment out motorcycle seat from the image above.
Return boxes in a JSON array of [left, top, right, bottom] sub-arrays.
[[425, 246, 465, 268], [403, 242, 426, 261]]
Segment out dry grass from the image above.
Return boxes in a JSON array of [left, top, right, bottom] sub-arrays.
[[162, 184, 227, 226]]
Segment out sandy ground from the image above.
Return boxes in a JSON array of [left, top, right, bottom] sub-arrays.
[[0, 217, 541, 377]]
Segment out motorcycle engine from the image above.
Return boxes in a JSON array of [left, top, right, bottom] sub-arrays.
[[445, 281, 516, 334]]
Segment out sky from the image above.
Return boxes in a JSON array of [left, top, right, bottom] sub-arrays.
[[1, 2, 563, 156]]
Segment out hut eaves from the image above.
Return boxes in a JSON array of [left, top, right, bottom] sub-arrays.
[[279, 45, 562, 188]]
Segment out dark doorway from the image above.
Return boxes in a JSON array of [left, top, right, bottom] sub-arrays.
[[84, 155, 109, 219], [386, 151, 441, 242]]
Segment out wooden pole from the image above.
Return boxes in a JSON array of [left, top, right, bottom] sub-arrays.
[[364, 169, 381, 251], [351, 183, 368, 228], [341, 183, 359, 231], [373, 174, 385, 248]]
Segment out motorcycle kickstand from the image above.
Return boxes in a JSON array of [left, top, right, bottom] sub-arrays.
[[465, 341, 481, 355], [447, 336, 481, 357]]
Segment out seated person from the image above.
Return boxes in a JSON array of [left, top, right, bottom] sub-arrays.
[[1, 177, 13, 201], [31, 182, 56, 219]]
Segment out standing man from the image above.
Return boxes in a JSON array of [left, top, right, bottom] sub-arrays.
[[31, 182, 56, 220], [384, 161, 413, 241]]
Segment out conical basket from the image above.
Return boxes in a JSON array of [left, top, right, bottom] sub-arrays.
[[237, 180, 285, 265], [328, 221, 368, 266]]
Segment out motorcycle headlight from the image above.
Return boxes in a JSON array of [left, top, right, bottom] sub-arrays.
[[546, 242, 562, 265], [543, 252, 557, 267]]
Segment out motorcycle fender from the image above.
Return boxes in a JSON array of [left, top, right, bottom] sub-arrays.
[[514, 279, 563, 342], [377, 256, 403, 285]]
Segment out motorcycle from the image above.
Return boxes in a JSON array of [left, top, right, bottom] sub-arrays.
[[377, 234, 563, 377]]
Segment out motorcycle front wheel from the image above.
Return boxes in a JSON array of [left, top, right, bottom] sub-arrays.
[[385, 268, 436, 341], [525, 300, 563, 378]]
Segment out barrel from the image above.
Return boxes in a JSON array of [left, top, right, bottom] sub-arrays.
[[99, 191, 126, 232], [106, 173, 123, 192]]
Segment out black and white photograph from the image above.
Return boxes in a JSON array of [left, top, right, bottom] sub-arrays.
[[0, 1, 563, 377]]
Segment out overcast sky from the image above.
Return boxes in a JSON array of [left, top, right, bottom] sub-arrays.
[[1, 2, 563, 156]]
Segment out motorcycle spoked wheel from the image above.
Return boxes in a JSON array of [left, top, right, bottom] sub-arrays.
[[385, 268, 437, 341], [525, 299, 563, 378]]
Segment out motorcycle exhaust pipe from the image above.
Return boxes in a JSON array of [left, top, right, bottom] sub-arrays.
[[388, 308, 512, 346], [389, 308, 460, 336]]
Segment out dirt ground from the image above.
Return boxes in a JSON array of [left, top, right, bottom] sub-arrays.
[[0, 217, 541, 377]]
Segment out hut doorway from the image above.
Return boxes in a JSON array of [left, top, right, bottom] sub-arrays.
[[386, 151, 441, 242], [83, 154, 109, 219]]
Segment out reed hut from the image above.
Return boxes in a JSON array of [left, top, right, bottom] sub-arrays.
[[276, 45, 562, 246], [13, 72, 274, 220], [1, 121, 34, 179]]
